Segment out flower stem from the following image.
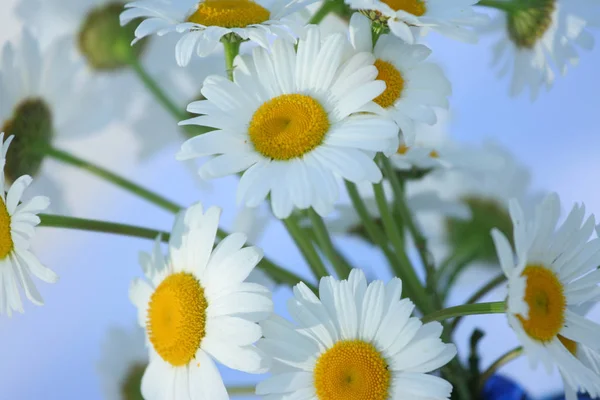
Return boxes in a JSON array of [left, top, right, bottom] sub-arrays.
[[421, 301, 506, 324], [450, 274, 507, 333], [227, 386, 255, 396], [309, 0, 337, 24], [476, 0, 514, 12], [479, 347, 524, 390], [307, 208, 353, 279], [222, 39, 241, 81], [283, 214, 330, 281], [43, 145, 181, 213], [39, 214, 171, 240]]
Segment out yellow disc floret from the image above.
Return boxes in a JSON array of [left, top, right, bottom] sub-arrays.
[[147, 272, 208, 367], [0, 198, 13, 260], [382, 0, 426, 16], [314, 340, 390, 400], [517, 265, 566, 342], [249, 94, 330, 160], [187, 0, 271, 28], [373, 59, 405, 109]]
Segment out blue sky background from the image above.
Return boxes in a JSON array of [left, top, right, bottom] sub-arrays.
[[0, 1, 599, 399]]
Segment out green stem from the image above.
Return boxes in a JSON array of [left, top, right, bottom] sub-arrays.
[[476, 0, 514, 11], [129, 57, 187, 121], [227, 385, 255, 396], [421, 301, 506, 324], [450, 274, 507, 333], [43, 146, 181, 213], [307, 208, 353, 279], [372, 180, 433, 313], [308, 0, 337, 24], [222, 40, 241, 81], [479, 347, 524, 391], [39, 214, 171, 241], [283, 215, 330, 281]]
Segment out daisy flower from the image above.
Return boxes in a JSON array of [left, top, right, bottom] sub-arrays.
[[484, 0, 599, 100], [0, 133, 57, 316], [130, 202, 272, 399], [256, 269, 457, 399], [492, 193, 600, 398], [345, 0, 488, 44], [120, 0, 317, 66], [97, 325, 148, 400], [177, 26, 399, 219], [349, 12, 451, 145]]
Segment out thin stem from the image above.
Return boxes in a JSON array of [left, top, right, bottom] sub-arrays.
[[479, 347, 524, 390], [227, 385, 255, 396], [308, 0, 337, 24], [450, 274, 507, 333], [476, 0, 514, 11], [39, 214, 171, 241], [421, 301, 506, 324], [283, 215, 330, 281], [307, 208, 353, 279], [43, 146, 181, 213], [222, 40, 241, 81]]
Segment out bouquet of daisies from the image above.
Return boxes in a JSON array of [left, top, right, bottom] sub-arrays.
[[1, 0, 599, 399]]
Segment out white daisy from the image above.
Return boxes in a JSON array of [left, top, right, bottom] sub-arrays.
[[345, 0, 488, 44], [492, 193, 600, 398], [256, 269, 457, 399], [484, 0, 598, 100], [176, 26, 399, 219], [120, 0, 318, 66], [130, 201, 272, 400], [0, 133, 57, 316], [97, 325, 148, 400], [349, 12, 451, 145]]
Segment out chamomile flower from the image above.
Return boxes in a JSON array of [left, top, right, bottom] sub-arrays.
[[492, 193, 600, 398], [0, 133, 57, 316], [345, 0, 488, 44], [120, 0, 317, 66], [130, 202, 272, 400], [97, 326, 148, 400], [256, 269, 457, 399], [177, 26, 399, 219], [484, 0, 599, 100], [349, 12, 451, 145]]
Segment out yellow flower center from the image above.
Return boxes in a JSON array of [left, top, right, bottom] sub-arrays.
[[0, 198, 13, 260], [558, 335, 578, 356], [314, 340, 390, 400], [429, 150, 439, 158], [382, 0, 426, 16], [187, 0, 271, 28], [248, 94, 330, 161], [147, 272, 208, 367], [397, 144, 409, 154], [373, 59, 405, 109], [517, 265, 566, 342]]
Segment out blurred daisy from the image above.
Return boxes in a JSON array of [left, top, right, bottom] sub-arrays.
[[349, 12, 451, 145], [492, 193, 600, 399], [0, 133, 57, 316], [177, 26, 398, 219], [130, 202, 272, 399], [484, 0, 599, 100], [256, 269, 457, 399], [345, 0, 487, 44], [97, 326, 148, 400], [120, 0, 317, 66]]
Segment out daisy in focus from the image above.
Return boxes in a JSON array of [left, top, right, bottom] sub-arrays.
[[97, 325, 148, 400], [177, 26, 399, 219], [0, 133, 57, 316], [130, 202, 272, 399], [120, 0, 317, 66], [484, 0, 599, 100], [256, 269, 457, 399], [492, 193, 600, 399], [349, 12, 451, 145], [345, 0, 487, 44]]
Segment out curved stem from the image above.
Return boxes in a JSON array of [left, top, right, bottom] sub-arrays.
[[479, 347, 524, 390], [308, 0, 337, 24], [451, 274, 507, 333], [39, 214, 171, 241], [476, 0, 514, 11], [222, 40, 241, 81], [43, 146, 182, 213], [227, 385, 255, 396], [283, 214, 330, 281], [307, 208, 353, 279], [421, 301, 506, 324]]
